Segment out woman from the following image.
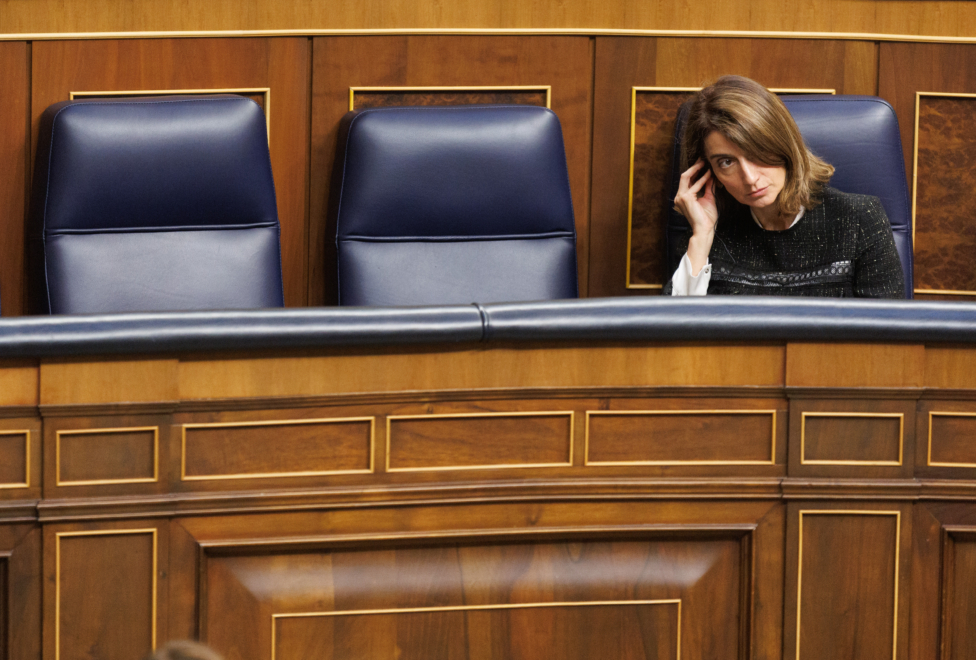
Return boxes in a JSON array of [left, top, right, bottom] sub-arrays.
[[668, 75, 905, 298]]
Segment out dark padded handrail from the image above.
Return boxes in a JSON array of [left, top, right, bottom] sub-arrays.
[[2, 298, 976, 358]]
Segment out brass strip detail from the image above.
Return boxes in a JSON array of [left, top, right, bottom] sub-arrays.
[[911, 92, 976, 297], [271, 599, 681, 660], [55, 528, 158, 660], [5, 28, 976, 43], [181, 417, 376, 481], [799, 412, 904, 466], [0, 429, 30, 489], [385, 411, 575, 472], [928, 411, 976, 468], [56, 426, 159, 486], [349, 85, 551, 111], [796, 510, 900, 660], [625, 86, 836, 289], [70, 88, 271, 142], [583, 409, 777, 466]]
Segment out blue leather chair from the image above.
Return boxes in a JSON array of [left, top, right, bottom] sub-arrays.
[[666, 95, 914, 299], [331, 105, 578, 306], [29, 95, 284, 314]]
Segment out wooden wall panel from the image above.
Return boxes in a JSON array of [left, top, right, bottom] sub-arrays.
[[45, 526, 161, 660], [2, 525, 41, 660], [310, 35, 593, 304], [943, 531, 976, 660], [0, 417, 40, 502], [205, 536, 743, 660], [30, 38, 310, 307], [787, 508, 906, 660], [182, 417, 374, 480], [590, 37, 877, 297], [0, 43, 28, 317], [2, 0, 976, 37]]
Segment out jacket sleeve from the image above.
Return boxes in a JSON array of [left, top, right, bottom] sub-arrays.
[[853, 196, 906, 299]]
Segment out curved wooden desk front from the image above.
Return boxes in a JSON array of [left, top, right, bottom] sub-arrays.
[[1, 299, 973, 660]]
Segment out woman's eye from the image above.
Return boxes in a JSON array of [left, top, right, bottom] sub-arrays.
[[718, 158, 734, 168]]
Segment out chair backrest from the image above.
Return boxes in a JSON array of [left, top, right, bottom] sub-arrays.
[[29, 95, 284, 314], [666, 95, 914, 299], [332, 105, 578, 306]]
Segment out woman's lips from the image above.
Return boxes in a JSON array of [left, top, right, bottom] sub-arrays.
[[748, 186, 768, 198]]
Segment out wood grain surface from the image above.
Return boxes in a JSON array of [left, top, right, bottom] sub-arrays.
[[0, 0, 976, 37], [0, 43, 28, 317]]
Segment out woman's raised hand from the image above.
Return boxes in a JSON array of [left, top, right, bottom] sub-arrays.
[[673, 159, 718, 237], [673, 159, 718, 276]]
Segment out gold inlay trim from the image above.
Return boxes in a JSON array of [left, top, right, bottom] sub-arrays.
[[0, 429, 30, 489], [55, 528, 158, 660], [626, 87, 836, 289], [796, 510, 900, 660], [70, 88, 271, 141], [181, 417, 376, 481], [799, 412, 904, 466], [272, 599, 681, 660], [56, 426, 159, 486], [928, 411, 976, 467], [912, 92, 976, 298], [583, 409, 777, 466], [386, 411, 575, 472], [349, 85, 552, 111], [5, 28, 976, 43]]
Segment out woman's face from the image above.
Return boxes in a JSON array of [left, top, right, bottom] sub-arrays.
[[704, 131, 787, 211]]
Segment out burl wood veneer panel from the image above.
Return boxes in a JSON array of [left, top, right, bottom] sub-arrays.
[[590, 37, 877, 297], [0, 43, 28, 317], [0, 430, 30, 487], [51, 529, 156, 660], [800, 414, 903, 465], [351, 88, 548, 110], [182, 417, 374, 480], [585, 410, 775, 465], [943, 531, 976, 660], [57, 427, 157, 485], [310, 36, 593, 304], [387, 412, 572, 471], [31, 38, 310, 307], [912, 95, 976, 297], [792, 511, 901, 660], [205, 537, 745, 660]]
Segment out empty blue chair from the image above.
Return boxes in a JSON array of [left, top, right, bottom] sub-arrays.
[[29, 95, 284, 314], [666, 95, 914, 298], [331, 105, 578, 306]]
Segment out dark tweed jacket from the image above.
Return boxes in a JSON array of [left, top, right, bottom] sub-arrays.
[[671, 187, 905, 298]]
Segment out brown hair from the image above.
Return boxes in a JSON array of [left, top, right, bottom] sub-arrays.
[[682, 75, 834, 216]]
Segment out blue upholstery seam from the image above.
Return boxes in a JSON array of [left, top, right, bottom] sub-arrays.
[[338, 232, 576, 243], [472, 302, 489, 341], [47, 222, 280, 236]]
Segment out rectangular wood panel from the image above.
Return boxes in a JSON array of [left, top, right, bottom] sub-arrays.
[[57, 427, 157, 486], [928, 413, 976, 467], [56, 530, 156, 660], [0, 42, 28, 316], [204, 535, 746, 660], [795, 511, 899, 660], [586, 410, 775, 465], [387, 412, 573, 471], [0, 431, 29, 488], [274, 601, 680, 660], [350, 86, 549, 110], [801, 413, 903, 465], [182, 417, 374, 480], [943, 531, 976, 660]]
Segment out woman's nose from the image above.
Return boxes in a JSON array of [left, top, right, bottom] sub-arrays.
[[740, 160, 760, 184]]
